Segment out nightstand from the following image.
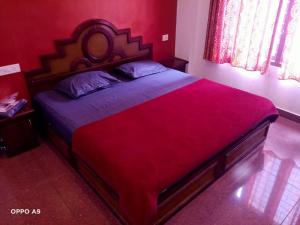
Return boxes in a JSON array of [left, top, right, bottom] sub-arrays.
[[0, 108, 39, 157], [160, 57, 189, 72]]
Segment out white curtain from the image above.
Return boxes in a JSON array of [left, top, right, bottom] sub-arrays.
[[280, 1, 300, 82]]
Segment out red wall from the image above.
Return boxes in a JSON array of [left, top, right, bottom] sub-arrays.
[[0, 0, 177, 99]]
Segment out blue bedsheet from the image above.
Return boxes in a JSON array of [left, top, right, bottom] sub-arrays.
[[34, 69, 199, 143]]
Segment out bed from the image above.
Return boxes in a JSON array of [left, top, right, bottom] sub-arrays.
[[25, 19, 278, 225]]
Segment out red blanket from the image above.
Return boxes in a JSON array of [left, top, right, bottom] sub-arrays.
[[73, 79, 278, 225]]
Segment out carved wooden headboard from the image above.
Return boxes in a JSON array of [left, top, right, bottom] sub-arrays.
[[25, 19, 153, 96]]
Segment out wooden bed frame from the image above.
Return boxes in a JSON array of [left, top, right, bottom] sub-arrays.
[[25, 19, 277, 225]]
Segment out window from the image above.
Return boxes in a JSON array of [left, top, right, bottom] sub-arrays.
[[205, 0, 300, 81], [204, 0, 283, 73], [271, 0, 294, 67]]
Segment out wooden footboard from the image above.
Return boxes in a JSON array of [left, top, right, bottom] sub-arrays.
[[155, 121, 269, 224], [72, 120, 270, 225]]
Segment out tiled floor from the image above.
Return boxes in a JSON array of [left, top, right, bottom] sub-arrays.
[[1, 117, 300, 225]]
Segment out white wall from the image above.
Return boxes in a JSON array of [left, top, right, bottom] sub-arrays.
[[175, 0, 300, 115]]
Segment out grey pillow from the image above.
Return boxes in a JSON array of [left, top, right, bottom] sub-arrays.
[[55, 71, 119, 99], [116, 60, 168, 79]]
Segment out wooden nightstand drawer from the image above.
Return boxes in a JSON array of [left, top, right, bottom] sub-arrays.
[[0, 108, 39, 156]]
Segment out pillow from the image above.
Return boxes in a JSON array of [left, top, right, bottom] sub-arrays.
[[116, 60, 168, 79], [55, 71, 118, 99], [97, 71, 121, 83]]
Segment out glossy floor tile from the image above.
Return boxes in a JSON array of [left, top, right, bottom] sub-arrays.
[[168, 117, 300, 225], [0, 116, 299, 225]]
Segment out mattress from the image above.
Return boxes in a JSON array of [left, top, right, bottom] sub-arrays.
[[34, 69, 199, 143]]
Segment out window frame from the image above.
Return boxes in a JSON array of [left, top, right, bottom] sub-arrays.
[[271, 0, 295, 67]]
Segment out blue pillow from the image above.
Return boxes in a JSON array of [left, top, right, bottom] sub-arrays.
[[55, 71, 119, 99], [116, 60, 168, 79], [96, 71, 121, 83]]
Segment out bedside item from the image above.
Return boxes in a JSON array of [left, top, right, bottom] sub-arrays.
[[0, 93, 28, 118], [115, 60, 168, 79], [159, 57, 189, 72], [0, 108, 39, 157]]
